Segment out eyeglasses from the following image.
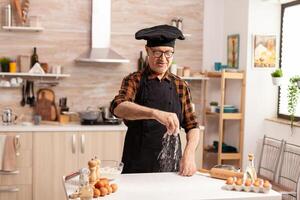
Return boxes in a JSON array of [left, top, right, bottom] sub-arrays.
[[149, 48, 174, 59]]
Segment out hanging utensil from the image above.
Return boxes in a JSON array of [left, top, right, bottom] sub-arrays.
[[26, 81, 31, 105], [30, 81, 35, 107], [20, 84, 26, 106]]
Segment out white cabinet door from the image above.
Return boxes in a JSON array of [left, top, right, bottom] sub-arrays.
[[33, 132, 78, 200]]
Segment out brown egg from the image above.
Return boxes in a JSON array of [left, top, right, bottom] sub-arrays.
[[95, 180, 107, 189], [253, 180, 260, 187], [226, 177, 234, 185], [100, 178, 109, 186], [93, 188, 100, 198], [111, 183, 118, 193], [263, 180, 270, 188], [100, 187, 108, 197], [235, 178, 243, 186], [106, 185, 113, 194], [245, 178, 252, 186]]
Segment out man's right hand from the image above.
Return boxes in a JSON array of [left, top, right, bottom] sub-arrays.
[[153, 110, 179, 135]]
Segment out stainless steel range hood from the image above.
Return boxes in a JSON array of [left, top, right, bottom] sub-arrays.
[[76, 0, 129, 63]]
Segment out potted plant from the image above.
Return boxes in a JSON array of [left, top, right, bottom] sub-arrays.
[[0, 57, 11, 72], [287, 75, 300, 129], [210, 101, 218, 113], [271, 68, 283, 86]]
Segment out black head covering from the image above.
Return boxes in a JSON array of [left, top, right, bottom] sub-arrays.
[[135, 24, 185, 48]]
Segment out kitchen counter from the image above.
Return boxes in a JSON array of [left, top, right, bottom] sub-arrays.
[[64, 172, 281, 200], [0, 123, 204, 133], [0, 122, 128, 132]]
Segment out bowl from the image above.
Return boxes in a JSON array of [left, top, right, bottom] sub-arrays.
[[99, 160, 123, 180]]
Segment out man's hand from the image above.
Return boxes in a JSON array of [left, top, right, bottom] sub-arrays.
[[153, 110, 179, 135], [179, 153, 197, 176]]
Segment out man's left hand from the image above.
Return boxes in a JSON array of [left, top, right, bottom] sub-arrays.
[[178, 154, 197, 176]]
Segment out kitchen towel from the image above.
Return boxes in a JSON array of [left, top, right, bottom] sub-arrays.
[[2, 135, 17, 171], [0, 135, 7, 170]]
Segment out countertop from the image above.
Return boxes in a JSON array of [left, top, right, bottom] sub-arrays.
[[64, 172, 281, 200], [0, 122, 204, 133], [0, 122, 128, 132]]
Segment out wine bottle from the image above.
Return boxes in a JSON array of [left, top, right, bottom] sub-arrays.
[[30, 47, 39, 68], [137, 51, 144, 71]]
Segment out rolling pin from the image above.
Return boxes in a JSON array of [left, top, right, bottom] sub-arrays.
[[198, 168, 244, 180]]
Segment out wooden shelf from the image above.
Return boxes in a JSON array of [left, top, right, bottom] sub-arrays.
[[2, 26, 44, 32], [203, 70, 246, 169], [220, 153, 241, 160], [205, 111, 242, 120], [0, 72, 70, 79], [207, 71, 244, 79], [181, 76, 209, 81]]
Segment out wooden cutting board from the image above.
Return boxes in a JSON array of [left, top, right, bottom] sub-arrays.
[[35, 89, 57, 121]]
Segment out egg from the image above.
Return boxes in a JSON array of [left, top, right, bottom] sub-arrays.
[[111, 183, 118, 193], [106, 185, 113, 194], [100, 187, 108, 196], [93, 188, 100, 198], [226, 177, 234, 185], [263, 180, 270, 188], [245, 178, 252, 186], [253, 180, 260, 187], [235, 178, 243, 186]]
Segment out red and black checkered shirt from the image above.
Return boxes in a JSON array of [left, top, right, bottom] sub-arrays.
[[111, 67, 199, 133]]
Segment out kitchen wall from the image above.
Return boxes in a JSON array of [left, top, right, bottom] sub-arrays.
[[0, 0, 204, 122]]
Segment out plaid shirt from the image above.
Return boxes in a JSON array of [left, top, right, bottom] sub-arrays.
[[110, 67, 199, 133]]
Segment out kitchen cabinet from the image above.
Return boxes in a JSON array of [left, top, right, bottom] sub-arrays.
[[33, 131, 126, 200], [0, 132, 32, 200]]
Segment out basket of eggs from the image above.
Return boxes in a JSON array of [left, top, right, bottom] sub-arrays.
[[224, 177, 271, 193]]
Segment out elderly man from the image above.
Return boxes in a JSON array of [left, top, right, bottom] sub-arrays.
[[110, 24, 200, 176]]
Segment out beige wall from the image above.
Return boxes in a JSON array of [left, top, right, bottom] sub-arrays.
[[0, 0, 203, 122]]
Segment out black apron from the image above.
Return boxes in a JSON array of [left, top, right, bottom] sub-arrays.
[[122, 70, 183, 173]]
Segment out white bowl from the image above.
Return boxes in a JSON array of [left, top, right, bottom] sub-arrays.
[[99, 160, 123, 180]]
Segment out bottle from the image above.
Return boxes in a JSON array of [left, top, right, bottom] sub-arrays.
[[4, 4, 12, 27], [144, 55, 148, 68], [30, 47, 39, 68], [79, 168, 93, 200], [137, 51, 144, 71], [243, 153, 257, 183]]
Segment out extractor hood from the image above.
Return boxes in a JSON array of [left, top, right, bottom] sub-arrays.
[[76, 0, 129, 63]]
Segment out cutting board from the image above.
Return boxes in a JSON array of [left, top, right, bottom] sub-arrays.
[[35, 89, 57, 121]]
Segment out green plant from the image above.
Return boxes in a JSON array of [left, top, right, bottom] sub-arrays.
[[287, 75, 300, 129], [271, 68, 283, 77], [210, 101, 218, 106], [0, 57, 10, 65]]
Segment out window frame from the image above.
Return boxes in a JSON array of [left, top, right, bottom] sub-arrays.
[[277, 0, 300, 120]]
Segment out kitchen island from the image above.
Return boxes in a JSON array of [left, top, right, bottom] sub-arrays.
[[64, 172, 281, 200]]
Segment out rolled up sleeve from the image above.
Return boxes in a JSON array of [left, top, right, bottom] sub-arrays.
[[110, 74, 138, 115], [182, 83, 199, 133]]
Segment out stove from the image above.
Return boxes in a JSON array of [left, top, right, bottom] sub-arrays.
[[81, 118, 122, 125]]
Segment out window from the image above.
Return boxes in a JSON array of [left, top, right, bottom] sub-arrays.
[[278, 1, 300, 120]]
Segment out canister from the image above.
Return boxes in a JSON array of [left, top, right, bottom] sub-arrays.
[[4, 4, 12, 27], [9, 60, 17, 73]]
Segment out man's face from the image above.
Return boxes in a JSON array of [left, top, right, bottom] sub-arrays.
[[146, 46, 174, 75]]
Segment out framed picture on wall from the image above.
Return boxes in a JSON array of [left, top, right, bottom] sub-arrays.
[[227, 34, 240, 69], [253, 35, 276, 68]]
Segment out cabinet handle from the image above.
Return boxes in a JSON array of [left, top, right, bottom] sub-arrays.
[[14, 135, 21, 156], [72, 134, 76, 154], [0, 186, 19, 192], [0, 170, 19, 175], [81, 134, 85, 154]]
